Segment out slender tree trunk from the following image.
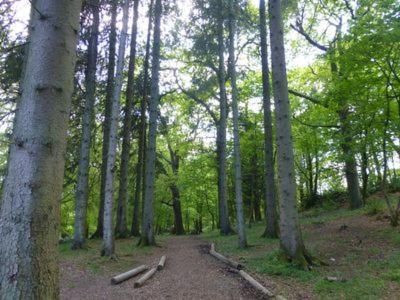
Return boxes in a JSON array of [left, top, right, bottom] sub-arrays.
[[228, 0, 247, 248], [72, 0, 100, 250], [0, 1, 81, 297], [115, 0, 140, 239], [102, 0, 130, 257], [382, 88, 399, 226], [216, 0, 233, 235], [93, 0, 117, 238], [268, 0, 310, 268], [169, 148, 185, 235], [140, 0, 162, 246], [131, 0, 154, 236], [361, 140, 369, 201], [372, 150, 383, 187], [259, 0, 278, 238], [313, 150, 319, 196]]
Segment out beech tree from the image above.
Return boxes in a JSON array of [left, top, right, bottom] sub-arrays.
[[0, 0, 82, 297]]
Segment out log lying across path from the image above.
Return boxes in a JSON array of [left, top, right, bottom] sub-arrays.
[[111, 265, 148, 285], [134, 267, 158, 288], [210, 243, 244, 270], [157, 255, 166, 270]]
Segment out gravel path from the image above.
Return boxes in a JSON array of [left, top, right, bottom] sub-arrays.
[[61, 236, 261, 299]]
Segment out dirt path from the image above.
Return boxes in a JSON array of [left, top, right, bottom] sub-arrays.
[[61, 236, 261, 299]]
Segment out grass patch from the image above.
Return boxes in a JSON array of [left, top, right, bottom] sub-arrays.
[[200, 197, 400, 299]]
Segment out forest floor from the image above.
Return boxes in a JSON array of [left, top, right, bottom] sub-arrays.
[[60, 235, 262, 299], [60, 192, 400, 299]]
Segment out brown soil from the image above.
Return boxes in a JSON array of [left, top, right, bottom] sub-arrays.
[[60, 236, 264, 299]]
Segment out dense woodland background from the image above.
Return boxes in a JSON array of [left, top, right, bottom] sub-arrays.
[[1, 0, 400, 240], [0, 0, 399, 297]]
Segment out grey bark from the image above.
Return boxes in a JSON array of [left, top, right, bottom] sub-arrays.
[[227, 0, 247, 248], [115, 0, 140, 239], [140, 0, 162, 246], [259, 0, 278, 238], [0, 0, 81, 297], [94, 0, 118, 238], [72, 0, 100, 250], [101, 0, 130, 257], [216, 0, 233, 235], [268, 0, 309, 267], [131, 0, 154, 237], [331, 60, 363, 209]]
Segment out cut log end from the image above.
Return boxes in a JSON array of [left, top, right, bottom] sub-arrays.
[[209, 243, 243, 270], [157, 255, 166, 271]]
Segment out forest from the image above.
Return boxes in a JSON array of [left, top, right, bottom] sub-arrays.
[[0, 0, 399, 299]]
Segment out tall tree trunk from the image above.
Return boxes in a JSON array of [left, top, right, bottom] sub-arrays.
[[115, 0, 140, 239], [72, 0, 100, 250], [169, 147, 185, 235], [93, 0, 117, 238], [140, 0, 162, 246], [228, 0, 247, 248], [216, 0, 233, 235], [131, 0, 154, 237], [0, 1, 81, 297], [171, 184, 185, 235], [338, 107, 363, 209], [330, 60, 363, 209], [259, 0, 278, 238], [102, 0, 130, 257], [268, 0, 310, 268]]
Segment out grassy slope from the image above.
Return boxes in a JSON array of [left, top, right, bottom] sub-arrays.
[[201, 193, 400, 299]]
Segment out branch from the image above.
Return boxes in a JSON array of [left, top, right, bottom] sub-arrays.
[[343, 0, 355, 19], [293, 115, 339, 129], [290, 21, 329, 52], [288, 89, 329, 108], [161, 200, 173, 207]]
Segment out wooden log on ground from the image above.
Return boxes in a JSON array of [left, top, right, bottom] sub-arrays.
[[134, 267, 158, 288], [234, 269, 282, 299], [157, 255, 166, 270], [209, 243, 244, 270], [111, 265, 148, 285]]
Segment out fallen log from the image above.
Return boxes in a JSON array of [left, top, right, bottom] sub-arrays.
[[134, 267, 158, 288], [111, 265, 148, 285], [209, 243, 244, 270], [232, 269, 279, 299], [157, 255, 166, 270]]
